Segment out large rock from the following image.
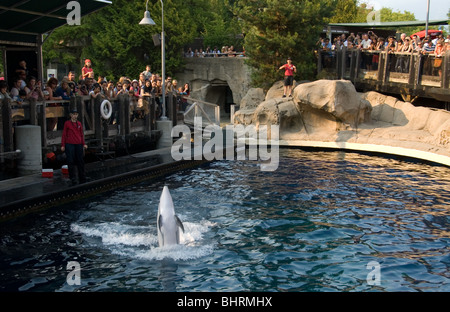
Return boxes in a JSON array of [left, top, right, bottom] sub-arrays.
[[234, 79, 450, 159], [360, 91, 450, 150], [241, 88, 266, 110], [294, 79, 372, 127], [235, 79, 371, 139]]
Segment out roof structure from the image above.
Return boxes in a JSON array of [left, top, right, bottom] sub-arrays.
[[0, 0, 112, 46], [328, 19, 448, 29]]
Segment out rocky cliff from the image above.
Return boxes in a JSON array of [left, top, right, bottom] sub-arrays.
[[234, 79, 450, 163]]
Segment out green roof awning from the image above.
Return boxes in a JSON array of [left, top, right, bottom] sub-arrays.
[[328, 19, 448, 28], [0, 0, 111, 46]]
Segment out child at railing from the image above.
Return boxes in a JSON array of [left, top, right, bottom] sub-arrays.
[[433, 39, 445, 78], [82, 59, 94, 79], [45, 77, 63, 131], [24, 77, 44, 101], [89, 83, 104, 99], [106, 81, 116, 99], [0, 80, 11, 101]]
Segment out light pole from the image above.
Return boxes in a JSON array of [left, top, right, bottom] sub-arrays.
[[425, 0, 430, 38], [140, 0, 167, 120]]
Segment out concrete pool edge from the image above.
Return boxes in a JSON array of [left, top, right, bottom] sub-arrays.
[[277, 140, 450, 167], [240, 137, 450, 167]]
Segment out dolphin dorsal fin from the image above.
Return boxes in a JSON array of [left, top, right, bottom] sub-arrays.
[[175, 215, 185, 233]]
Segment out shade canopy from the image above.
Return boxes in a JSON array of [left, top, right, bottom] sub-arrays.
[[411, 29, 443, 39], [0, 0, 112, 46]]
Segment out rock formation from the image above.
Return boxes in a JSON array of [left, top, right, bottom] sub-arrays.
[[234, 79, 450, 161]]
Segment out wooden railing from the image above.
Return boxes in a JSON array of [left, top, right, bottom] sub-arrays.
[[317, 48, 450, 104], [0, 92, 180, 157]]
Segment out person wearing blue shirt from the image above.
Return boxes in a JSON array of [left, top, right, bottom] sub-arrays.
[[55, 78, 72, 100]]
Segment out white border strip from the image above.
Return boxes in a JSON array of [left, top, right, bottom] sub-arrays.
[[278, 140, 450, 167]]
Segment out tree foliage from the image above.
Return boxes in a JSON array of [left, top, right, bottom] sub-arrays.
[[329, 0, 358, 24], [233, 0, 334, 89], [43, 0, 199, 80], [42, 0, 432, 89], [201, 0, 243, 50]]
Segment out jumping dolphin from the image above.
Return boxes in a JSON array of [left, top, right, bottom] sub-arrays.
[[157, 186, 185, 247]]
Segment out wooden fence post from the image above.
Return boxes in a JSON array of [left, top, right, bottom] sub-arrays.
[[150, 96, 156, 130], [94, 96, 103, 146], [442, 50, 450, 89], [118, 94, 131, 135], [1, 98, 13, 152], [29, 97, 38, 126], [39, 100, 47, 147]]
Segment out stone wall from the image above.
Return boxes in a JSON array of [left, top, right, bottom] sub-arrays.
[[175, 57, 252, 107]]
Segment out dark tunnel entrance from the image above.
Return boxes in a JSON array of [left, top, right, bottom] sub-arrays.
[[204, 80, 234, 120]]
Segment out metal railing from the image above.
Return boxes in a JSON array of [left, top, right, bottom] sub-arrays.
[[182, 96, 220, 128]]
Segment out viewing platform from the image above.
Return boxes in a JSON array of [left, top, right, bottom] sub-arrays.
[[0, 93, 184, 172], [317, 48, 450, 107]]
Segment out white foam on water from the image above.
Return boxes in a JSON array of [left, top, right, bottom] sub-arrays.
[[71, 222, 157, 246], [129, 244, 215, 261], [71, 220, 216, 261]]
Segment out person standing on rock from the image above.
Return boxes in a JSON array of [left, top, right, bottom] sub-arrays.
[[279, 57, 297, 98]]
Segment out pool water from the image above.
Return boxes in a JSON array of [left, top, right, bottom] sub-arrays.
[[1, 149, 449, 292]]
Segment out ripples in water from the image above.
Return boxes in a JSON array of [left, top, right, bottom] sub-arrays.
[[0, 149, 449, 292]]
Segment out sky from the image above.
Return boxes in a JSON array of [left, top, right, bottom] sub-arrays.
[[363, 0, 449, 21]]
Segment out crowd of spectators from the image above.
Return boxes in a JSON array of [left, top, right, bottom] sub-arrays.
[[1, 62, 190, 104], [184, 45, 245, 57], [318, 31, 450, 76], [0, 60, 191, 129]]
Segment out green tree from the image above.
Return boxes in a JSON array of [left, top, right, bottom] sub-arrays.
[[201, 0, 243, 50], [233, 0, 334, 90], [329, 0, 358, 23], [85, 0, 198, 80], [42, 15, 92, 74], [44, 0, 200, 81]]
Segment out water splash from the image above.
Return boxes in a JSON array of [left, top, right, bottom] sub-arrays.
[[70, 220, 215, 261]]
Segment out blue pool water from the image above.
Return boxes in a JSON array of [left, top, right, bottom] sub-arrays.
[[0, 148, 449, 292]]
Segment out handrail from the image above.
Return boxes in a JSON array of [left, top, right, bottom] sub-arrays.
[[182, 96, 220, 127], [183, 96, 219, 108], [317, 47, 450, 103], [185, 52, 246, 58]]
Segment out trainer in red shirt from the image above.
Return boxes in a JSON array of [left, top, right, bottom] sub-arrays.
[[61, 113, 86, 148], [61, 108, 88, 185], [279, 57, 297, 97]]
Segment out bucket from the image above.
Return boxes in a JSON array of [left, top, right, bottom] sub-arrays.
[[42, 169, 54, 178]]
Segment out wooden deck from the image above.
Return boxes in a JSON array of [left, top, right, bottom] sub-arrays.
[[317, 49, 450, 104], [1, 93, 180, 165]]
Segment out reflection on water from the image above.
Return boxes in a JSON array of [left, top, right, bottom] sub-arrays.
[[0, 148, 449, 292]]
